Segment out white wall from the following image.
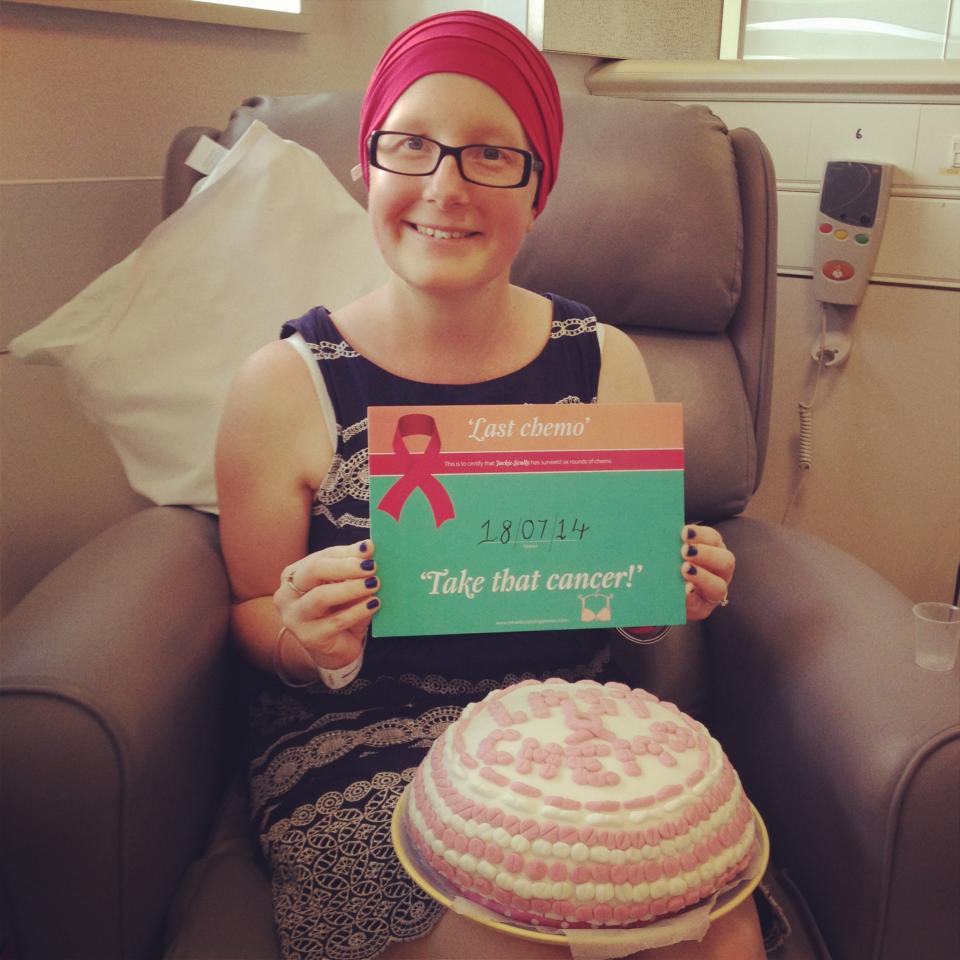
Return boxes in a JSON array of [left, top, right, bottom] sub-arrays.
[[687, 94, 960, 604]]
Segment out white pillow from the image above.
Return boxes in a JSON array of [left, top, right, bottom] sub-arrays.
[[10, 120, 386, 513]]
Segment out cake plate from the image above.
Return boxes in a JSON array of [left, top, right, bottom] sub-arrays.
[[392, 786, 769, 946]]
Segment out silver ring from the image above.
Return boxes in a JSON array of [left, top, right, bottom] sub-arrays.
[[710, 591, 730, 608], [285, 570, 307, 596]]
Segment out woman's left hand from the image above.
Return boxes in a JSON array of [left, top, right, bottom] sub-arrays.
[[681, 524, 735, 622]]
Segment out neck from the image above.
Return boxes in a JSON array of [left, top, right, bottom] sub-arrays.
[[337, 277, 549, 385], [386, 276, 516, 349]]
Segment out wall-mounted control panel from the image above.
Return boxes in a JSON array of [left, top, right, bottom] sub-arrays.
[[813, 160, 894, 304]]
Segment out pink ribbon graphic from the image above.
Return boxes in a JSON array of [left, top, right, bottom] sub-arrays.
[[376, 414, 456, 527]]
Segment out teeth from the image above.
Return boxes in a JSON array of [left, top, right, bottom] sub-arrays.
[[416, 225, 472, 240]]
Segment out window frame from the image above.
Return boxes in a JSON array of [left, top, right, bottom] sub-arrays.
[[3, 0, 309, 33]]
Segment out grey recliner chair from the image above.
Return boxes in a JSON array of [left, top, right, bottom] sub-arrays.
[[2, 92, 957, 960]]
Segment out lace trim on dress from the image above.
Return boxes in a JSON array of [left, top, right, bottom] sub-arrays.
[[550, 315, 598, 338], [316, 449, 369, 501], [312, 437, 370, 523], [342, 417, 368, 443], [250, 705, 462, 812], [249, 643, 612, 808], [307, 339, 360, 361], [262, 768, 443, 960]]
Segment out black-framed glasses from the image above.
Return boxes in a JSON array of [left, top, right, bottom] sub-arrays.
[[368, 130, 542, 189]]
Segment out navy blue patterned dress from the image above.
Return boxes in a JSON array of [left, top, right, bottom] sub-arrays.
[[246, 294, 621, 960]]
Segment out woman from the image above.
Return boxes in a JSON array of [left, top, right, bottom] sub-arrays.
[[216, 11, 756, 959]]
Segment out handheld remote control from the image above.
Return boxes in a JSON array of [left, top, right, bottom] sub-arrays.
[[812, 160, 893, 305]]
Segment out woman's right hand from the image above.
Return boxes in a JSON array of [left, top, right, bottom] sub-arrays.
[[273, 540, 380, 672]]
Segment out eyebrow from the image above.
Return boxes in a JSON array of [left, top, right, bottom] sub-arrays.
[[387, 121, 527, 147]]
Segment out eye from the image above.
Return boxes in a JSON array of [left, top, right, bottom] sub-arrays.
[[403, 136, 426, 152], [481, 146, 504, 162]]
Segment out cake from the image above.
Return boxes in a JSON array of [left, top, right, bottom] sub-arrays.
[[403, 678, 756, 928]]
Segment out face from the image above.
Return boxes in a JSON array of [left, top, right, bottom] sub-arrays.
[[368, 73, 539, 298]]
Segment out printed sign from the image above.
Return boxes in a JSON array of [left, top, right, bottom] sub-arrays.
[[368, 403, 685, 637]]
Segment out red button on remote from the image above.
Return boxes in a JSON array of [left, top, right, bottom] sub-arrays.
[[822, 259, 855, 282], [818, 223, 833, 233]]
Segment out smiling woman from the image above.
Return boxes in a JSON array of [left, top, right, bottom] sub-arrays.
[[213, 10, 747, 960]]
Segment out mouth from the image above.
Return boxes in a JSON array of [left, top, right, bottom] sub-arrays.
[[409, 223, 480, 241]]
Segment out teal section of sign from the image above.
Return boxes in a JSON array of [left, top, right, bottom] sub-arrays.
[[370, 470, 685, 637]]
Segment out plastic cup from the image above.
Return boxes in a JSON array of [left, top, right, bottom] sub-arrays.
[[913, 602, 960, 671]]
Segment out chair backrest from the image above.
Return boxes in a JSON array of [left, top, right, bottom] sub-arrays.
[[165, 91, 777, 526]]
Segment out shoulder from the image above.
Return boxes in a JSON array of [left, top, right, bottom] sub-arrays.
[[223, 339, 312, 420], [216, 340, 330, 493], [596, 323, 656, 403]]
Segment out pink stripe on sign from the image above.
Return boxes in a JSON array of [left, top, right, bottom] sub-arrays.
[[369, 448, 683, 476]]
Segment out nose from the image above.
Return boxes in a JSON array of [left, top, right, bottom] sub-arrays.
[[424, 153, 468, 207]]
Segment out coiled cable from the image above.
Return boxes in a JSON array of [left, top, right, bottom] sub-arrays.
[[782, 305, 828, 523]]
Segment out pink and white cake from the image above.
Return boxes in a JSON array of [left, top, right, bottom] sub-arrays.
[[403, 678, 756, 928]]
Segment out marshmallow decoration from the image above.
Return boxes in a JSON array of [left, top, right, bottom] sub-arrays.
[[403, 678, 758, 929]]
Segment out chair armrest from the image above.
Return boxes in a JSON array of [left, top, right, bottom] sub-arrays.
[[709, 516, 959, 960], [0, 507, 231, 960]]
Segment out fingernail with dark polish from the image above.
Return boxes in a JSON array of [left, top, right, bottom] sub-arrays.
[[367, 598, 380, 610], [361, 559, 375, 571], [686, 527, 697, 540], [687, 564, 698, 575], [685, 545, 698, 558], [364, 577, 378, 589], [359, 541, 369, 553]]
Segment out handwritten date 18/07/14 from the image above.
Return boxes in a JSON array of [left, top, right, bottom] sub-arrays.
[[479, 518, 590, 546]]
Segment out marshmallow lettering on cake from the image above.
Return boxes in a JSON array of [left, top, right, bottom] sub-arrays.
[[403, 678, 756, 928]]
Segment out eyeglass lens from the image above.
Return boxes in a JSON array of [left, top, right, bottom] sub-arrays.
[[374, 133, 530, 187]]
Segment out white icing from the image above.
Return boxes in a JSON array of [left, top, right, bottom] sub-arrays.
[[585, 813, 621, 826], [570, 843, 589, 862], [502, 794, 537, 812], [544, 807, 582, 822], [510, 835, 530, 854]]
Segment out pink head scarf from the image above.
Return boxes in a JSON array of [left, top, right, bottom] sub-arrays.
[[358, 10, 563, 213]]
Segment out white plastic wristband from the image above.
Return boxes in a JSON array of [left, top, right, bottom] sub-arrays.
[[273, 627, 364, 690], [316, 654, 364, 690]]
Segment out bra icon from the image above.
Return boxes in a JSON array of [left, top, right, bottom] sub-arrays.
[[579, 592, 613, 623]]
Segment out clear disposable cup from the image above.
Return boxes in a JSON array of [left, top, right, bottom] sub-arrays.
[[913, 602, 960, 671]]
